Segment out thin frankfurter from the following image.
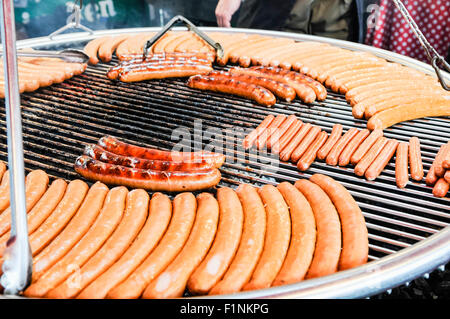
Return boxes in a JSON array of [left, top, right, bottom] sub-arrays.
[[243, 185, 290, 291], [98, 34, 129, 62], [426, 144, 446, 186], [266, 114, 297, 150], [83, 36, 111, 65], [290, 126, 322, 163], [106, 192, 196, 299], [297, 131, 329, 171], [47, 189, 149, 299], [310, 174, 368, 270], [270, 119, 303, 155], [294, 179, 341, 278], [31, 182, 109, 282], [444, 170, 450, 184], [209, 184, 266, 295], [0, 170, 49, 237], [435, 142, 450, 177], [354, 137, 388, 177], [395, 142, 409, 189], [77, 192, 172, 299], [255, 114, 287, 150], [350, 129, 384, 165], [242, 114, 275, 150], [432, 178, 449, 198], [187, 187, 244, 295], [23, 186, 128, 298], [317, 124, 343, 160], [325, 128, 359, 166], [0, 170, 10, 213], [365, 139, 399, 181], [279, 123, 312, 162], [272, 182, 316, 286], [142, 192, 219, 299], [338, 129, 370, 167], [409, 137, 424, 181]]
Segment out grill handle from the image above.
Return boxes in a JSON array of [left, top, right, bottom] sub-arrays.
[[0, 0, 33, 295], [142, 15, 224, 60]]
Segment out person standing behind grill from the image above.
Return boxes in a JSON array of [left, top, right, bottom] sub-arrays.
[[215, 0, 358, 41]]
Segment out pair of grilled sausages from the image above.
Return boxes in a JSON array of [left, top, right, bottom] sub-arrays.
[[426, 141, 450, 198], [74, 136, 225, 192], [187, 66, 327, 106]]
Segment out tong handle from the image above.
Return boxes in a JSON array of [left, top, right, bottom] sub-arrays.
[[48, 1, 93, 39], [143, 15, 223, 59]]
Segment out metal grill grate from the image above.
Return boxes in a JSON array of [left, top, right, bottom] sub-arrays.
[[0, 56, 448, 266]]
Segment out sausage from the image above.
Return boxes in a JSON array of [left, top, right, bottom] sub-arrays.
[[83, 36, 112, 65], [426, 144, 446, 186], [25, 180, 89, 257], [317, 124, 343, 160], [365, 139, 399, 181], [272, 182, 316, 286], [77, 192, 172, 299], [47, 189, 149, 299], [235, 38, 293, 67], [432, 178, 449, 198], [216, 34, 263, 66], [354, 137, 389, 177], [294, 179, 341, 278], [0, 162, 5, 181], [270, 119, 303, 155], [409, 136, 424, 181], [209, 184, 266, 295], [297, 131, 329, 171], [395, 142, 410, 189], [0, 179, 67, 259], [290, 126, 322, 163], [266, 114, 298, 150], [350, 129, 384, 165], [114, 33, 140, 59], [98, 34, 129, 62], [242, 185, 290, 291], [23, 186, 128, 298], [117, 63, 213, 82], [0, 170, 10, 213], [255, 114, 287, 150], [229, 66, 317, 103], [367, 101, 450, 130], [105, 192, 196, 299], [279, 123, 313, 162], [164, 32, 194, 53], [187, 74, 277, 107], [338, 129, 370, 167], [74, 156, 221, 192], [142, 192, 218, 299], [0, 169, 49, 237], [242, 114, 275, 150], [250, 66, 327, 101], [445, 170, 450, 184], [206, 71, 297, 102], [84, 144, 223, 171], [31, 182, 109, 282], [435, 142, 450, 177], [309, 174, 368, 270], [187, 187, 244, 295], [325, 128, 359, 166], [98, 135, 224, 164]]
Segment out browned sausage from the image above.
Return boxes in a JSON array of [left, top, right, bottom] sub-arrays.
[[395, 142, 409, 189], [290, 126, 322, 163], [325, 128, 359, 166], [255, 114, 287, 150], [270, 119, 303, 155], [432, 178, 449, 198], [266, 114, 297, 150], [297, 131, 329, 171], [317, 124, 343, 160], [354, 137, 388, 177], [409, 136, 424, 181], [242, 114, 275, 150], [338, 129, 370, 167], [279, 123, 313, 162], [350, 129, 384, 165], [365, 139, 399, 181]]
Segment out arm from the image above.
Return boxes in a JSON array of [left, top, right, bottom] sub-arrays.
[[215, 0, 242, 27]]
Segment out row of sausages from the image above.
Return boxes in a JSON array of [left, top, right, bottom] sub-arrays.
[[0, 52, 86, 98], [243, 114, 445, 195], [0, 164, 368, 298], [83, 32, 450, 130], [74, 136, 225, 192], [426, 141, 450, 198]]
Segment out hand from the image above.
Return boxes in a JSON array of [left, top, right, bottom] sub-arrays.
[[215, 0, 242, 28]]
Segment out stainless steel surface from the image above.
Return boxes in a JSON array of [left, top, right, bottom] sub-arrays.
[[2, 27, 450, 299], [0, 0, 32, 295], [1, 49, 89, 64]]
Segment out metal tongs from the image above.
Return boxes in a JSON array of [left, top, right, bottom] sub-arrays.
[[0, 1, 32, 295], [392, 0, 450, 90], [48, 0, 93, 39], [0, 49, 90, 64], [142, 15, 224, 60]]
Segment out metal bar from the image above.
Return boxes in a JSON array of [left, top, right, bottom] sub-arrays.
[[0, 0, 32, 295]]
